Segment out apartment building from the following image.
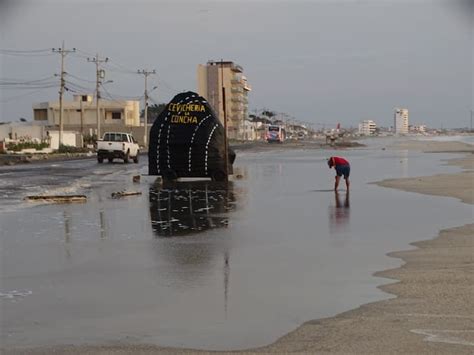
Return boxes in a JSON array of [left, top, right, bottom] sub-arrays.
[[358, 119, 377, 135], [197, 61, 251, 140], [394, 108, 409, 134], [33, 94, 140, 135]]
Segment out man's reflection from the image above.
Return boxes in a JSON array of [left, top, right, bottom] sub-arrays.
[[149, 181, 236, 237], [328, 191, 350, 234]]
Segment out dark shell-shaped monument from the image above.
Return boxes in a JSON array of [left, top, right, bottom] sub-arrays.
[[148, 91, 235, 181]]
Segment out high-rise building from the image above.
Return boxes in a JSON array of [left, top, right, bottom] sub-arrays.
[[358, 120, 377, 135], [197, 61, 251, 140], [394, 108, 409, 134]]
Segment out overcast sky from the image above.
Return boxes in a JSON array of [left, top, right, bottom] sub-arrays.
[[1, 0, 472, 128]]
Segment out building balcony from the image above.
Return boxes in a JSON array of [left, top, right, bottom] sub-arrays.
[[231, 104, 244, 112], [231, 64, 243, 73]]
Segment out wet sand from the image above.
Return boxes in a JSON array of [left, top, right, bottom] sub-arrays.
[[3, 139, 474, 354]]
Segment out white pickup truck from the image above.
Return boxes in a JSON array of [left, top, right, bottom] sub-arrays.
[[97, 132, 140, 164]]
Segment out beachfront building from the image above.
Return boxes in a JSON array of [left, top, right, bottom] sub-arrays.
[[358, 120, 377, 135], [32, 94, 141, 135], [197, 61, 252, 140], [410, 124, 427, 133], [394, 108, 409, 134]]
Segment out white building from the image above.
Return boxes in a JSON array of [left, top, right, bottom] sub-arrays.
[[394, 108, 409, 134], [0, 122, 79, 149], [410, 124, 426, 133], [241, 119, 258, 141], [358, 120, 377, 135], [33, 94, 141, 134]]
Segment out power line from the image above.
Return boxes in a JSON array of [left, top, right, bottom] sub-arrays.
[[105, 59, 137, 74], [64, 79, 95, 93], [65, 72, 96, 83], [0, 48, 55, 57], [75, 49, 96, 57], [0, 75, 57, 84], [0, 82, 58, 90], [148, 95, 164, 106], [100, 85, 142, 104], [0, 48, 52, 53], [100, 86, 143, 101], [156, 78, 177, 94], [0, 88, 53, 103]]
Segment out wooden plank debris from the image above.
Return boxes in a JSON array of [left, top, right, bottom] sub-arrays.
[[111, 191, 142, 198], [25, 195, 87, 203]]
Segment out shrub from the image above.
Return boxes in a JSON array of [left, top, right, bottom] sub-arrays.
[[57, 145, 90, 153], [83, 134, 97, 145]]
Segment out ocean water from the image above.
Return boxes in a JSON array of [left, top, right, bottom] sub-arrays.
[[417, 134, 474, 145]]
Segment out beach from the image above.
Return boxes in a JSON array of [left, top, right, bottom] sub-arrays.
[[2, 138, 473, 354], [255, 141, 473, 354]]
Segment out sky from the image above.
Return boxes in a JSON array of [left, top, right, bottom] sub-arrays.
[[0, 0, 472, 129]]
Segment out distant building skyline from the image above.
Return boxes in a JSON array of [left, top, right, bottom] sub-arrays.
[[1, 1, 472, 128]]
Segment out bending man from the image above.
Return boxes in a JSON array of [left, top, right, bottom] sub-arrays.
[[327, 156, 350, 191]]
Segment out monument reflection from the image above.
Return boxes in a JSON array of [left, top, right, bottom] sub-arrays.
[[149, 180, 237, 237]]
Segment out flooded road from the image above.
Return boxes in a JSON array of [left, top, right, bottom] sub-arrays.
[[1, 145, 472, 350]]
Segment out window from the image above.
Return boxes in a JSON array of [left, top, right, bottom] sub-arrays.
[[34, 109, 47, 121], [112, 112, 121, 120], [82, 95, 88, 102]]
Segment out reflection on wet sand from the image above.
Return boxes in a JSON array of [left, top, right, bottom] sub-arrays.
[[149, 181, 237, 237], [329, 191, 350, 234]]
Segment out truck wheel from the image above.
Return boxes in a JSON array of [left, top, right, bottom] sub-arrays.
[[123, 151, 129, 164], [162, 169, 177, 181], [133, 153, 139, 164], [212, 169, 227, 182], [108, 157, 113, 163], [98, 156, 104, 163]]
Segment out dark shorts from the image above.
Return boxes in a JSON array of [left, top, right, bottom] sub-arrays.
[[335, 164, 350, 179]]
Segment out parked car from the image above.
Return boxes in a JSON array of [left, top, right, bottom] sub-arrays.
[[97, 132, 139, 164]]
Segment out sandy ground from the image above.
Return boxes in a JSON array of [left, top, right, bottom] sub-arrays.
[[4, 139, 474, 355]]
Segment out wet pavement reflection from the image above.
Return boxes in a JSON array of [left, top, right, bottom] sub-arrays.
[[329, 191, 350, 233], [149, 181, 236, 237]]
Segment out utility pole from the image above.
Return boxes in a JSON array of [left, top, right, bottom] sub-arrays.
[[220, 59, 228, 181], [87, 54, 108, 140], [136, 69, 156, 148], [52, 41, 76, 147]]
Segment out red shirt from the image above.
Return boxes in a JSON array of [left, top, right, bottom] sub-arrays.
[[331, 157, 349, 166]]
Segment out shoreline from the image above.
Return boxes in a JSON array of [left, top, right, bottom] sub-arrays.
[[3, 140, 474, 354]]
